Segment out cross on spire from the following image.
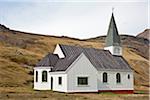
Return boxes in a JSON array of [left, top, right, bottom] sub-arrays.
[[112, 7, 114, 13]]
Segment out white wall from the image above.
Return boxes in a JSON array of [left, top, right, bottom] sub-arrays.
[[97, 70, 133, 90], [104, 46, 122, 56], [53, 44, 65, 58], [66, 53, 98, 92], [34, 67, 51, 90], [34, 44, 133, 92], [49, 73, 68, 92]]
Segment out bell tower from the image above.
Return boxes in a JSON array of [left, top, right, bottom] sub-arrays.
[[104, 12, 122, 56]]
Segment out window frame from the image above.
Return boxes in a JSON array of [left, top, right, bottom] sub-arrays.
[[58, 77, 62, 85], [42, 71, 48, 82], [114, 47, 120, 54], [35, 71, 38, 82], [127, 74, 130, 79], [116, 73, 121, 83], [103, 72, 108, 83], [77, 77, 88, 86]]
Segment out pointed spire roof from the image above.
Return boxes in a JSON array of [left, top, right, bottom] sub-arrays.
[[105, 13, 121, 47]]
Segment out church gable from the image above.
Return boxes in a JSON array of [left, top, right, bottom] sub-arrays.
[[53, 44, 65, 58], [66, 53, 97, 73]]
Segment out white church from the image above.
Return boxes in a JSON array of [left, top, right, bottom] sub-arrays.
[[33, 13, 134, 94]]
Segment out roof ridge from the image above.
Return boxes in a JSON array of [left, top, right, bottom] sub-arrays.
[[59, 44, 104, 51]]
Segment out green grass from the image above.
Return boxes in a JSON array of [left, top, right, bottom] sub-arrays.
[[135, 91, 146, 94]]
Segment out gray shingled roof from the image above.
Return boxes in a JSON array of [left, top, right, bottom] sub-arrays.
[[36, 53, 59, 67], [52, 44, 132, 72], [105, 13, 121, 47]]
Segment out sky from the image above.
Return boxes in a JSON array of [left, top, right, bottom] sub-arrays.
[[0, 0, 149, 39]]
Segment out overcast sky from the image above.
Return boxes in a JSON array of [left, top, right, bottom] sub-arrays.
[[0, 0, 149, 39]]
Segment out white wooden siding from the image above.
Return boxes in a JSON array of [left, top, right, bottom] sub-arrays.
[[34, 67, 51, 90], [97, 71, 133, 90], [66, 53, 98, 92], [49, 73, 68, 92], [104, 46, 122, 56]]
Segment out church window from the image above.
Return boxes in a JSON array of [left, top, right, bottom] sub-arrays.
[[128, 74, 130, 79], [77, 77, 88, 85], [116, 73, 121, 83], [103, 72, 108, 83], [114, 48, 120, 54], [58, 77, 62, 85], [42, 71, 47, 82], [36, 71, 38, 82]]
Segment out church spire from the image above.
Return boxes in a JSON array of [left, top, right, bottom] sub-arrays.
[[104, 12, 122, 56], [105, 12, 121, 47]]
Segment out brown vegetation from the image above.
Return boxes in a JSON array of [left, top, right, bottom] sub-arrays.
[[0, 24, 149, 99]]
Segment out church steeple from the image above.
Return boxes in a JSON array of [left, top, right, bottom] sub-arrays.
[[104, 12, 122, 56], [105, 13, 121, 47]]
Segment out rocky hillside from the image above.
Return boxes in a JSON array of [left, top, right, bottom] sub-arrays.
[[137, 29, 150, 41], [0, 24, 149, 93]]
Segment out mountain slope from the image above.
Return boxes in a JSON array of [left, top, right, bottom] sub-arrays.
[[137, 29, 150, 41], [0, 24, 149, 93]]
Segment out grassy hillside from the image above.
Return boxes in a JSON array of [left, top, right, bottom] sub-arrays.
[[0, 24, 149, 95]]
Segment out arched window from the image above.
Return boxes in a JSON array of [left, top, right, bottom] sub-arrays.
[[114, 48, 120, 54], [116, 73, 121, 83], [103, 72, 107, 83], [128, 74, 130, 79], [42, 71, 47, 82], [36, 71, 38, 82]]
